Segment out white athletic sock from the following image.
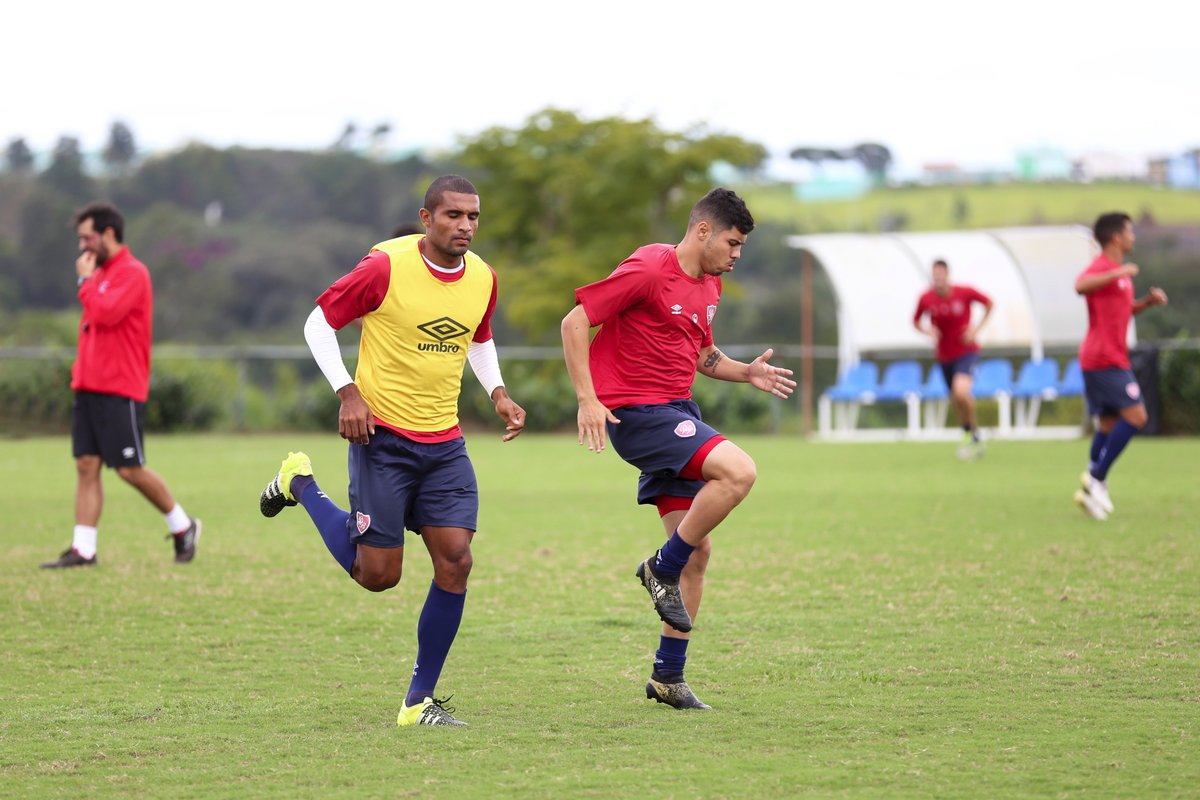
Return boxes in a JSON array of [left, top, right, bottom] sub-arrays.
[[165, 504, 191, 534], [73, 525, 98, 558]]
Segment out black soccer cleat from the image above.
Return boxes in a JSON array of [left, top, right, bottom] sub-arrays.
[[636, 554, 692, 633], [40, 548, 97, 569], [646, 675, 712, 710], [169, 518, 202, 563]]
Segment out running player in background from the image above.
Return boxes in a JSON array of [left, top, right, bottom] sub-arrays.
[[1072, 212, 1168, 521], [913, 259, 993, 459]]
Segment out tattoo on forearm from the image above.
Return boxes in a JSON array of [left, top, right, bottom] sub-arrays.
[[703, 350, 724, 373]]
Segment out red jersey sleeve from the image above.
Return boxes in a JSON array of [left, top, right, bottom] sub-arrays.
[[316, 250, 391, 330], [912, 293, 930, 325], [574, 258, 654, 326], [79, 263, 147, 326], [472, 265, 498, 343], [966, 285, 992, 306]]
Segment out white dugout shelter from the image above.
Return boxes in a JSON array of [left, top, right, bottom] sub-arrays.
[[785, 225, 1126, 439]]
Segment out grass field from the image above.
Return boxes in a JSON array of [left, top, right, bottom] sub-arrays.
[[741, 182, 1200, 233], [1, 433, 1196, 799]]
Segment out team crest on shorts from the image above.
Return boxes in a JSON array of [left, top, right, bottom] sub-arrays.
[[674, 420, 697, 438], [355, 511, 372, 534], [1126, 382, 1141, 399]]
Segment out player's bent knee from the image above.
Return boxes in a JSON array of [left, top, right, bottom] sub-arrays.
[[1125, 405, 1148, 429], [76, 456, 102, 478], [115, 465, 144, 483], [357, 569, 401, 592]]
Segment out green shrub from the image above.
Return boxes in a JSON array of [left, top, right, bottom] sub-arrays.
[[1160, 348, 1200, 434], [0, 358, 74, 434]]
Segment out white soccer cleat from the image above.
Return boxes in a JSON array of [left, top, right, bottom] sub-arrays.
[[1079, 471, 1114, 514], [1073, 489, 1108, 521]]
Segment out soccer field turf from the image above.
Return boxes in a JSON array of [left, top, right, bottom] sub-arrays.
[[1, 433, 1196, 799]]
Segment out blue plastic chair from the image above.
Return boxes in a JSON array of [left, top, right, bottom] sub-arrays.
[[1057, 358, 1084, 397], [921, 364, 949, 400], [873, 360, 924, 402], [824, 361, 879, 401], [1012, 359, 1060, 399], [972, 359, 1014, 398]]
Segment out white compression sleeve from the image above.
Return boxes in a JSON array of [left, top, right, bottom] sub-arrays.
[[467, 338, 505, 398], [304, 306, 354, 392]]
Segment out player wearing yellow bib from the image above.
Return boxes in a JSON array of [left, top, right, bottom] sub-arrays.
[[258, 176, 526, 727]]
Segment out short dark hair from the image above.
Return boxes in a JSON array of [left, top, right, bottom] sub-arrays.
[[424, 175, 478, 213], [1093, 212, 1132, 246], [690, 188, 754, 235], [74, 201, 124, 243], [932, 259, 949, 270], [390, 222, 423, 238]]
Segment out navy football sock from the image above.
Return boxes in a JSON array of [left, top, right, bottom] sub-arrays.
[[406, 581, 466, 707], [1088, 431, 1108, 471], [654, 531, 696, 579], [653, 635, 690, 682], [297, 481, 356, 575], [1093, 419, 1138, 482]]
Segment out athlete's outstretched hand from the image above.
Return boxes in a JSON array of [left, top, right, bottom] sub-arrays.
[[492, 389, 526, 442], [337, 383, 375, 445], [577, 396, 619, 453], [748, 348, 797, 399]]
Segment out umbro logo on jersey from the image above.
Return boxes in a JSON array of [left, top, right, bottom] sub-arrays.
[[418, 317, 469, 341], [670, 304, 683, 315], [417, 316, 469, 353]]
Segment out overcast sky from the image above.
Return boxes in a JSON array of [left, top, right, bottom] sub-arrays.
[[6, 0, 1197, 177]]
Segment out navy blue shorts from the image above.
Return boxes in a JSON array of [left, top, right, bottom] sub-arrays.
[[71, 391, 146, 468], [607, 400, 721, 506], [346, 428, 478, 548], [940, 352, 980, 388], [1083, 368, 1143, 417]]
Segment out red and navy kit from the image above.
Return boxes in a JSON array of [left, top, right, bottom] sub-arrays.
[[316, 237, 498, 444], [575, 244, 727, 506], [913, 285, 991, 364], [71, 246, 153, 402], [1077, 253, 1133, 370], [575, 243, 721, 409]]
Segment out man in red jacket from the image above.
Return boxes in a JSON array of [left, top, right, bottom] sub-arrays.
[[41, 202, 200, 568]]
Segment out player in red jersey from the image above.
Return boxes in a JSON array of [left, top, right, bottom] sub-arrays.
[[41, 202, 200, 569], [561, 188, 795, 710], [1072, 212, 1168, 520], [913, 260, 993, 458]]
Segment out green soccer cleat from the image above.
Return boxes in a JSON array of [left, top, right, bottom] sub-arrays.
[[259, 451, 313, 518], [397, 696, 468, 727], [646, 675, 712, 710]]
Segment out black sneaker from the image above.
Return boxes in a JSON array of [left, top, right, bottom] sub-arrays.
[[635, 554, 692, 632], [40, 548, 97, 569], [646, 674, 712, 710], [169, 519, 202, 563]]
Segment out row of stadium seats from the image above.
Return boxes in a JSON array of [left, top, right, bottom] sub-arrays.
[[818, 357, 1085, 436]]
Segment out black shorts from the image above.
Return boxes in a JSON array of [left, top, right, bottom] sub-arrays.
[[72, 391, 147, 468]]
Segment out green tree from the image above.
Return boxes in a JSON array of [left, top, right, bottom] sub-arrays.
[[4, 138, 35, 174], [458, 108, 767, 340], [102, 120, 138, 175], [41, 136, 93, 198]]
